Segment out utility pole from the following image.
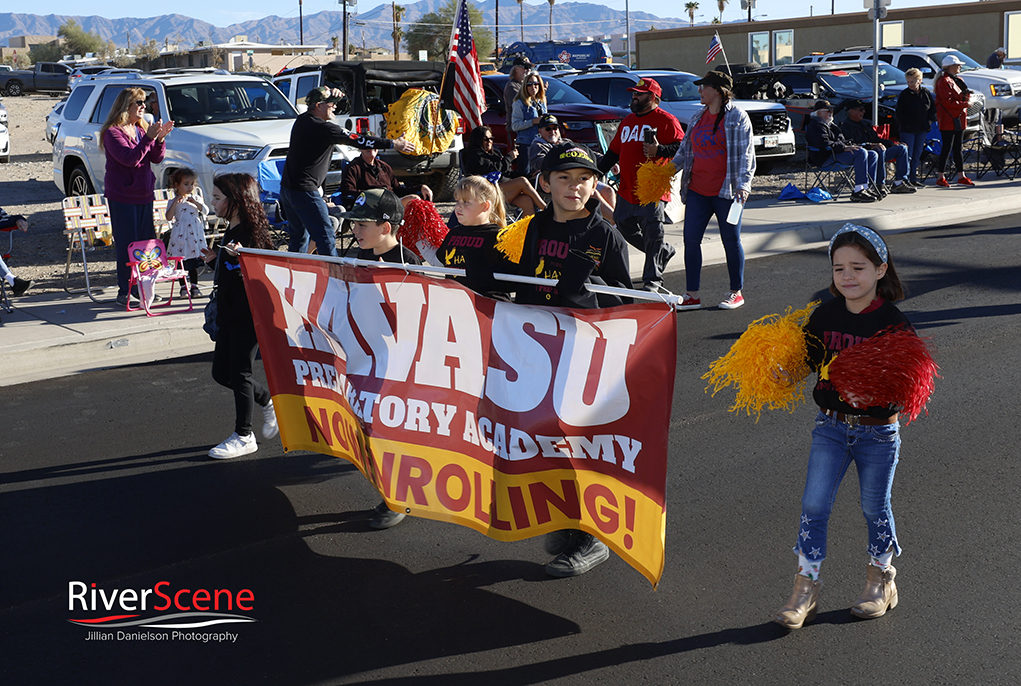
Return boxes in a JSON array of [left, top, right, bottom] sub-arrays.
[[299, 0, 305, 45]]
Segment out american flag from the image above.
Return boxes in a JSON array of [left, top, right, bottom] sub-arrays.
[[448, 0, 487, 131], [706, 34, 723, 64]]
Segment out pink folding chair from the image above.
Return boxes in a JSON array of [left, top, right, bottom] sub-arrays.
[[125, 239, 193, 316]]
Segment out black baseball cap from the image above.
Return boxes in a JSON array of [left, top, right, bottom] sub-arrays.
[[512, 56, 533, 68], [813, 99, 834, 111], [541, 142, 600, 174], [693, 70, 733, 91], [846, 98, 868, 110], [338, 189, 404, 224], [538, 113, 559, 128]]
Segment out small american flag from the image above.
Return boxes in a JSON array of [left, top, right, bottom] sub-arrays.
[[706, 34, 723, 64], [448, 0, 487, 131]]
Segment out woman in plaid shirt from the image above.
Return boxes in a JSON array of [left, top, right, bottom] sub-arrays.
[[670, 70, 755, 312]]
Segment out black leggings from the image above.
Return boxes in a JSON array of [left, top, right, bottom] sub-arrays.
[[937, 129, 964, 176], [211, 323, 271, 436]]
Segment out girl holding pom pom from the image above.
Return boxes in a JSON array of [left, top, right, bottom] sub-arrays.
[[775, 224, 913, 630]]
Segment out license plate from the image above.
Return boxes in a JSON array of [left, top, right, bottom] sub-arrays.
[[764, 135, 778, 148]]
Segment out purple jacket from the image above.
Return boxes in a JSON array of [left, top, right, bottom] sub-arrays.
[[102, 125, 166, 205]]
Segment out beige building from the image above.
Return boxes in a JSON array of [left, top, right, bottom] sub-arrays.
[[636, 0, 1021, 72]]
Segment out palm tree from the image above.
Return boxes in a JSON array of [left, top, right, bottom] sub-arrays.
[[392, 3, 406, 60], [548, 0, 555, 41], [717, 0, 728, 23], [517, 0, 525, 41], [685, 1, 699, 27]]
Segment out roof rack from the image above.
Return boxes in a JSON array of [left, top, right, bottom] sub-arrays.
[[149, 68, 231, 75]]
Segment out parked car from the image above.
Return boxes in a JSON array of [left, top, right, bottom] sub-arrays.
[[273, 60, 465, 200], [479, 73, 627, 156], [562, 69, 796, 171], [535, 63, 580, 76], [803, 46, 1020, 125], [0, 62, 71, 96], [734, 61, 984, 136], [45, 99, 66, 144], [0, 98, 7, 127], [52, 70, 345, 203], [69, 67, 140, 90]]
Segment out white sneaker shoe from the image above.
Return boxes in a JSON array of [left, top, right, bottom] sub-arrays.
[[261, 400, 279, 439], [208, 432, 258, 459]]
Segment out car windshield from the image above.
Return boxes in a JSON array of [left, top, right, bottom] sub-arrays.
[[542, 78, 595, 105], [859, 63, 908, 90], [931, 50, 982, 73], [166, 81, 296, 126], [817, 69, 875, 97], [651, 73, 702, 102]]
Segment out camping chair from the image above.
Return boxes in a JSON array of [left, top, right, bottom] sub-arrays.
[[0, 214, 23, 260], [62, 194, 115, 303], [125, 239, 193, 316], [805, 147, 856, 199]]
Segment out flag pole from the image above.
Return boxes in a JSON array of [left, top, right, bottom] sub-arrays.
[[438, 0, 463, 106], [716, 31, 732, 76]]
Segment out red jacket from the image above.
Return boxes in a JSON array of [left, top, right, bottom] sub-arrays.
[[934, 72, 969, 132]]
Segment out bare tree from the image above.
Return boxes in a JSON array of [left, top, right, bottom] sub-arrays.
[[517, 0, 525, 41], [548, 0, 555, 41]]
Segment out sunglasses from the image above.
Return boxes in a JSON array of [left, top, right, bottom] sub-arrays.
[[526, 82, 541, 88], [482, 136, 494, 141], [134, 100, 146, 107], [542, 126, 558, 132]]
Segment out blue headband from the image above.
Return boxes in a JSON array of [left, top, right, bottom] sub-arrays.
[[829, 223, 888, 264]]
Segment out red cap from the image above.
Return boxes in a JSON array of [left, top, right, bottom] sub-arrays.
[[627, 78, 662, 98]]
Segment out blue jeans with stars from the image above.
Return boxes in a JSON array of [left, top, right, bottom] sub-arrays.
[[796, 411, 902, 562]]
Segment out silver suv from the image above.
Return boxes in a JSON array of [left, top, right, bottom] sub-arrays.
[[803, 46, 1021, 125], [273, 60, 463, 200], [52, 70, 351, 199]]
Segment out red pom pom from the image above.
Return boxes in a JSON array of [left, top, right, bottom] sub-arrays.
[[827, 326, 940, 424], [398, 199, 449, 260]]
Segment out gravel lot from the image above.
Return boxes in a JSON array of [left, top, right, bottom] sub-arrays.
[[0, 93, 804, 295]]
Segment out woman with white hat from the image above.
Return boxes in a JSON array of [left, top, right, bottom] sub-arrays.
[[933, 55, 974, 187]]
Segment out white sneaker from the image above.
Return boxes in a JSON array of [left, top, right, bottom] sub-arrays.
[[261, 400, 279, 439], [208, 432, 258, 459]]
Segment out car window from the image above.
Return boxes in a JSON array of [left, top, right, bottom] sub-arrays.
[[826, 55, 859, 62], [817, 70, 873, 97], [570, 78, 608, 105], [90, 85, 155, 124], [296, 74, 319, 101], [897, 54, 934, 74], [64, 86, 94, 121], [606, 78, 633, 108], [877, 54, 894, 65], [866, 63, 907, 89], [274, 79, 290, 99], [166, 81, 296, 126], [655, 73, 701, 102], [543, 78, 595, 105], [779, 73, 815, 93]]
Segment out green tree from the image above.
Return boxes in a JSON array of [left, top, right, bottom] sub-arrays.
[[29, 42, 63, 63], [685, 2, 699, 26], [716, 0, 729, 23], [392, 4, 406, 60], [405, 0, 493, 62], [58, 19, 105, 57]]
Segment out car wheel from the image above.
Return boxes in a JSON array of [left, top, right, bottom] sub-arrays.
[[431, 164, 460, 202], [6, 81, 23, 97], [68, 166, 95, 197], [0, 154, 9, 164]]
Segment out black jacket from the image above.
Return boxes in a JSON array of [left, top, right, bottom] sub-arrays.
[[840, 117, 896, 148], [462, 146, 514, 177], [805, 114, 851, 166], [895, 87, 936, 135]]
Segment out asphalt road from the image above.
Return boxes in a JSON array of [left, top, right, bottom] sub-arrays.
[[2, 214, 1019, 685]]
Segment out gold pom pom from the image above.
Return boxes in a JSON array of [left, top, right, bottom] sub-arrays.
[[635, 160, 677, 206], [702, 302, 820, 420], [495, 214, 533, 264]]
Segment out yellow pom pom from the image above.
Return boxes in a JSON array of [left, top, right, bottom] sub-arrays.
[[702, 302, 821, 420], [635, 160, 677, 206], [495, 214, 533, 264]]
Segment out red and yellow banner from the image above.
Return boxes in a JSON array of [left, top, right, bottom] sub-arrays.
[[241, 252, 677, 585]]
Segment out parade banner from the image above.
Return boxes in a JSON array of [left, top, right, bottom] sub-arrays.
[[240, 251, 677, 585]]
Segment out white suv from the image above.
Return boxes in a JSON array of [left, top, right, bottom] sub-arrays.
[[52, 70, 352, 200], [803, 46, 1021, 125]]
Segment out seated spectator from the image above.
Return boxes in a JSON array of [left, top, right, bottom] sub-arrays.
[[839, 99, 916, 195], [528, 114, 616, 222], [987, 47, 1006, 70], [0, 211, 32, 297], [463, 125, 547, 217], [338, 148, 433, 210], [805, 100, 880, 203]]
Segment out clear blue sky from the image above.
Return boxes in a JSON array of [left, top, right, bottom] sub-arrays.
[[29, 0, 974, 28]]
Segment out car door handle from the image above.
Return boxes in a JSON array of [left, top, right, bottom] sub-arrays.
[[82, 134, 94, 141]]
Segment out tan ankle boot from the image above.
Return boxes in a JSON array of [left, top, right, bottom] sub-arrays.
[[773, 574, 823, 629], [851, 564, 898, 619]]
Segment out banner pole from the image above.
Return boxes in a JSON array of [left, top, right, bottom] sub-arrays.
[[239, 248, 683, 307]]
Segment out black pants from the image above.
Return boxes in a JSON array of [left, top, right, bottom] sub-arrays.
[[211, 323, 271, 436], [937, 129, 965, 176]]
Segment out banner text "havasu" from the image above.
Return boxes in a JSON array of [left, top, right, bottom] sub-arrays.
[[262, 268, 638, 428]]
